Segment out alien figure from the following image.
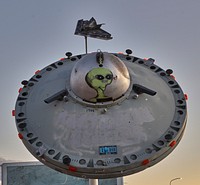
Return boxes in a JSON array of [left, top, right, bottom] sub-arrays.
[[85, 67, 113, 102]]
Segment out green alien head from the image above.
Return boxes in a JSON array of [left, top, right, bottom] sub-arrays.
[[86, 67, 113, 102]]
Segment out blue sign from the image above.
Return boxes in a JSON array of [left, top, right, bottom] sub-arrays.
[[99, 146, 117, 155]]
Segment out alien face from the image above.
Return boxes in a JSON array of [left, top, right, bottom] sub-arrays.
[[86, 68, 113, 100]]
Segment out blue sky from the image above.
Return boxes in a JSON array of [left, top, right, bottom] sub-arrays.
[[0, 1, 200, 185]]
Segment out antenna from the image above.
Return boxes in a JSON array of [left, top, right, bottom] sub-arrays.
[[74, 17, 112, 53]]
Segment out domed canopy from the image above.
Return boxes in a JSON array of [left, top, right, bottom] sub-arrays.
[[70, 52, 130, 103]]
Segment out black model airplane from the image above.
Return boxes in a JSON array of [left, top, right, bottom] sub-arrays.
[[74, 17, 112, 40]]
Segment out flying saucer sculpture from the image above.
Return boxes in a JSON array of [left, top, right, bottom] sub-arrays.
[[13, 18, 187, 180]]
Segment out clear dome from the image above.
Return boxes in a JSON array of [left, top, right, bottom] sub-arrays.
[[70, 52, 130, 103]]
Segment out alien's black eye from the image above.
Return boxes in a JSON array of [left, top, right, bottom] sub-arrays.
[[95, 75, 104, 80], [106, 74, 113, 80]]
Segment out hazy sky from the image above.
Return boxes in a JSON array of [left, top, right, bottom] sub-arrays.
[[0, 0, 200, 185]]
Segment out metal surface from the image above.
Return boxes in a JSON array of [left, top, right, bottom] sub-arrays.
[[14, 52, 187, 179]]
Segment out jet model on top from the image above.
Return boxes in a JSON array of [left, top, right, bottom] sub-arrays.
[[75, 17, 112, 40]]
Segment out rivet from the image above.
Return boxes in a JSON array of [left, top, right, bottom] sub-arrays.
[[166, 69, 173, 75], [63, 155, 71, 165], [132, 94, 139, 99], [21, 80, 28, 85], [125, 49, 132, 55], [63, 96, 68, 102], [65, 52, 72, 59], [101, 108, 107, 114]]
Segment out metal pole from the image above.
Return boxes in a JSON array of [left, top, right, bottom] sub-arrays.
[[85, 36, 88, 54], [170, 177, 182, 185], [117, 177, 124, 185], [89, 179, 98, 185]]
